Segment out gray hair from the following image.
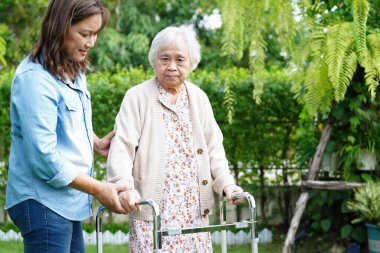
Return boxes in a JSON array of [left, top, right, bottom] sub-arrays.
[[148, 25, 201, 71]]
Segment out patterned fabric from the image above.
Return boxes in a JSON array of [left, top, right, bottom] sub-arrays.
[[129, 83, 212, 252]]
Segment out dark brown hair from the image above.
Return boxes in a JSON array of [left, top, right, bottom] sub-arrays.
[[31, 0, 109, 79]]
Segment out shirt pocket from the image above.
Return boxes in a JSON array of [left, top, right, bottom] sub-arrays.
[[64, 100, 81, 130]]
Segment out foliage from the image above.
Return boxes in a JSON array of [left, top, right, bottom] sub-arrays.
[[0, 26, 6, 67], [220, 0, 298, 103], [0, 68, 14, 208], [0, 222, 18, 232], [303, 189, 367, 243], [0, 0, 47, 65], [337, 81, 380, 180], [90, 0, 223, 71], [82, 221, 130, 234], [347, 181, 380, 225], [293, 0, 380, 117]]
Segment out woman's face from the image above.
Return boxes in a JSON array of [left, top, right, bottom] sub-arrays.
[[155, 43, 192, 90], [62, 14, 102, 62]]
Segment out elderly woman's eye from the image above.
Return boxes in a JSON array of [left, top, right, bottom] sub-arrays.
[[160, 57, 170, 64]]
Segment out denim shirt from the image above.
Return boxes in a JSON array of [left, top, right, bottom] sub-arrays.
[[5, 55, 94, 221]]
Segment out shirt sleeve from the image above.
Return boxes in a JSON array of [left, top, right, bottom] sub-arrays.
[[11, 70, 78, 188]]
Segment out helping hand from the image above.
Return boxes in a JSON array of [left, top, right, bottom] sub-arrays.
[[94, 130, 116, 157], [94, 183, 132, 214]]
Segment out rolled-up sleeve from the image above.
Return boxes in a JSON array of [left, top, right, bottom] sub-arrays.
[[11, 71, 78, 188]]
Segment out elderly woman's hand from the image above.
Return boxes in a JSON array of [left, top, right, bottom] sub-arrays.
[[223, 184, 244, 205], [118, 189, 142, 212]]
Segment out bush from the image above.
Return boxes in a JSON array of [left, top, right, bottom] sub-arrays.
[[81, 221, 130, 234], [0, 222, 19, 232]]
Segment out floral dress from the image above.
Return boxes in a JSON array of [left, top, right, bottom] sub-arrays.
[[129, 83, 213, 252]]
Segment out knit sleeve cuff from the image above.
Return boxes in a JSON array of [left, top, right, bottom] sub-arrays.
[[212, 173, 235, 196]]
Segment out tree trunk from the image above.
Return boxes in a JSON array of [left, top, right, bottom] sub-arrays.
[[282, 118, 334, 253], [301, 180, 365, 190]]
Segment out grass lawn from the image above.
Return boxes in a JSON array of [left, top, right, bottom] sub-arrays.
[[0, 232, 356, 253], [0, 240, 282, 253]]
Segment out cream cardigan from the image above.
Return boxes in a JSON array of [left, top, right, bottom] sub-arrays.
[[107, 78, 235, 221]]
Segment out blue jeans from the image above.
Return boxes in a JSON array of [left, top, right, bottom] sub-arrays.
[[8, 199, 85, 253]]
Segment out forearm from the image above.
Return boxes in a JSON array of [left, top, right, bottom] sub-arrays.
[[70, 173, 131, 214], [93, 133, 100, 154], [69, 173, 101, 197]]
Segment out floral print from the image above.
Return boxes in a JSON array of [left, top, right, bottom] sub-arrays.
[[129, 83, 212, 252]]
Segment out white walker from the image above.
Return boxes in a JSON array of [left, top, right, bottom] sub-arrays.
[[96, 192, 259, 253]]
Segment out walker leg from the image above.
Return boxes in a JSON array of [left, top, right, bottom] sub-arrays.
[[96, 206, 107, 253], [96, 217, 103, 253], [252, 239, 259, 253], [220, 197, 227, 253], [221, 230, 227, 253]]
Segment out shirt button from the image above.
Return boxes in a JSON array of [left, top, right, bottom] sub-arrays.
[[197, 149, 203, 154], [202, 180, 208, 185], [204, 209, 209, 215]]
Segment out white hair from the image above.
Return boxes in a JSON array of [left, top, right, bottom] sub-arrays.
[[148, 25, 201, 71]]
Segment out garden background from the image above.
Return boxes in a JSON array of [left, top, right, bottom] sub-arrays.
[[0, 0, 380, 252]]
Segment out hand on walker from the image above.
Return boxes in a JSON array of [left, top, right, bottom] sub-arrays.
[[223, 184, 244, 205], [118, 189, 142, 212], [95, 183, 132, 214]]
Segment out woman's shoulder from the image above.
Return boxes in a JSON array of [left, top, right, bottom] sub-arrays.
[[123, 77, 158, 101], [126, 78, 156, 92], [14, 55, 53, 80], [185, 80, 208, 99]]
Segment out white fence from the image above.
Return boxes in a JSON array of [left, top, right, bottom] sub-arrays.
[[0, 229, 262, 245]]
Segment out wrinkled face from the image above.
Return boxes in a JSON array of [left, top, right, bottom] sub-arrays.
[[155, 43, 192, 89], [62, 14, 102, 62]]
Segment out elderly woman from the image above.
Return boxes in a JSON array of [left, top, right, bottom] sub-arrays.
[[107, 25, 243, 252]]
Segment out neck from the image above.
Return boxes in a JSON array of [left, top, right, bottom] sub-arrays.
[[161, 83, 184, 103], [163, 83, 184, 94]]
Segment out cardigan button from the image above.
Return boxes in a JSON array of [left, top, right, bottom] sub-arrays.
[[204, 209, 209, 215], [197, 149, 203, 154], [202, 180, 208, 185]]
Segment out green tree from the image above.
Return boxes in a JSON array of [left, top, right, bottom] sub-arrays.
[[220, 0, 298, 103], [90, 0, 223, 70], [0, 0, 48, 65]]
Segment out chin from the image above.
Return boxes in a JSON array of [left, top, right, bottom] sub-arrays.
[[69, 53, 86, 62]]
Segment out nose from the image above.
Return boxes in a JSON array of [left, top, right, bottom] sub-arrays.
[[85, 35, 96, 48], [167, 59, 177, 70]]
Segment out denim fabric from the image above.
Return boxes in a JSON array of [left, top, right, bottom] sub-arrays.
[[8, 199, 85, 253], [6, 55, 94, 220]]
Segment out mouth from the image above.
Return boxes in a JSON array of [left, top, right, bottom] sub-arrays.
[[79, 50, 88, 56]]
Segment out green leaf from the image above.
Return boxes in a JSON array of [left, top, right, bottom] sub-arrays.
[[311, 221, 320, 230], [341, 200, 352, 213], [341, 224, 353, 238], [352, 225, 367, 243], [321, 219, 332, 232], [361, 173, 373, 182]]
